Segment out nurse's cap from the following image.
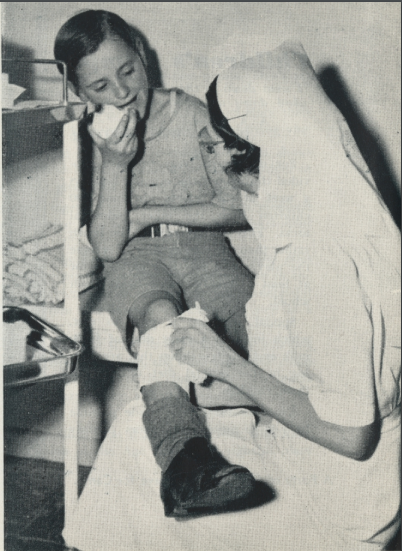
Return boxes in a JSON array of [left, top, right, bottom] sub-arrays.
[[214, 41, 394, 244], [215, 40, 339, 151]]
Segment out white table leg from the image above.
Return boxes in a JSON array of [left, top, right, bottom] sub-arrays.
[[63, 120, 80, 530]]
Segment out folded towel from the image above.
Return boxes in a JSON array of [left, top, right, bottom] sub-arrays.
[[3, 227, 102, 305]]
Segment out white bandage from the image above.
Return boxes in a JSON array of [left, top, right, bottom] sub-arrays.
[[137, 302, 209, 392]]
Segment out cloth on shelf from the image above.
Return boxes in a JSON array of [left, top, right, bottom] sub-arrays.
[[3, 225, 103, 305]]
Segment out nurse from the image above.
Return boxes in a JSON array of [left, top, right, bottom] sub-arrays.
[[171, 41, 401, 549]]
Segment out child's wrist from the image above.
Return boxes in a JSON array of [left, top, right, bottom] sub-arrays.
[[103, 157, 127, 167], [102, 159, 129, 175], [140, 205, 161, 226]]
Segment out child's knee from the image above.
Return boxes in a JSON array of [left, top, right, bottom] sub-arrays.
[[128, 292, 181, 335], [143, 298, 180, 329]]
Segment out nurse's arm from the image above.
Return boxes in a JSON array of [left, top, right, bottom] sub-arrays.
[[170, 318, 379, 461], [224, 355, 379, 461]]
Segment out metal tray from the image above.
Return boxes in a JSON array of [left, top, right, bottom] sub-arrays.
[[3, 306, 82, 387]]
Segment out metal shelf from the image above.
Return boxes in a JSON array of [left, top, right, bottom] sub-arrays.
[[3, 58, 82, 532], [2, 103, 85, 129]]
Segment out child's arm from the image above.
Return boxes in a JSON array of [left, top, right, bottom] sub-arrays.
[[87, 111, 138, 262], [128, 203, 249, 239]]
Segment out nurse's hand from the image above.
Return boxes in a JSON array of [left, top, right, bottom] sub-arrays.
[[88, 108, 138, 167], [170, 318, 240, 381]]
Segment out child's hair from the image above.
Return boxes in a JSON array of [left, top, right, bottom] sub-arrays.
[[54, 10, 140, 87], [206, 77, 260, 176]]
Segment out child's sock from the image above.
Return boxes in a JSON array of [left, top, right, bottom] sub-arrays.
[[142, 390, 209, 472]]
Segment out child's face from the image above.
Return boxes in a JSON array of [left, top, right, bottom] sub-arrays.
[[75, 37, 149, 119]]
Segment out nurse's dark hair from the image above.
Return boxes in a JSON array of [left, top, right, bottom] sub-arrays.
[[206, 77, 260, 176], [54, 10, 140, 87]]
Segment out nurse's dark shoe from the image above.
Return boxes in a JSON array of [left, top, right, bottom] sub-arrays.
[[160, 436, 258, 519]]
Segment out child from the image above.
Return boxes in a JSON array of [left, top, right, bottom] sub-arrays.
[[54, 10, 259, 518]]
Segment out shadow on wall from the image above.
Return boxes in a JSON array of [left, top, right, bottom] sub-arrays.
[[318, 65, 401, 229], [2, 40, 65, 166], [129, 24, 163, 88], [2, 40, 35, 101]]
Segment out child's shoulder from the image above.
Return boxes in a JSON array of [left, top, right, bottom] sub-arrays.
[[174, 88, 207, 114], [154, 87, 207, 116], [148, 88, 208, 139], [171, 89, 210, 134]]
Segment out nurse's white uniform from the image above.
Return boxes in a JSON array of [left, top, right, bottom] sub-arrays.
[[63, 42, 400, 551]]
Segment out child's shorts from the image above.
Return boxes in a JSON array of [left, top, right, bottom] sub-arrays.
[[102, 231, 254, 346]]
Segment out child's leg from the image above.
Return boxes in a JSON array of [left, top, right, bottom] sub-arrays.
[[128, 290, 257, 517], [105, 247, 212, 468], [128, 291, 209, 469], [103, 245, 258, 516]]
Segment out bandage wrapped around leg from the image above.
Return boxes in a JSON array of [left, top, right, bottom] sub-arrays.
[[137, 302, 209, 391]]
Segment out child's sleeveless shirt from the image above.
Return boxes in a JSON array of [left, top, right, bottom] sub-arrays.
[[127, 89, 242, 211]]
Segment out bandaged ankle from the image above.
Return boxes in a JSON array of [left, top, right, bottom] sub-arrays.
[[137, 302, 209, 392], [142, 395, 209, 472]]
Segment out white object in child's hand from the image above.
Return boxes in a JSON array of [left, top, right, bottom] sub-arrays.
[[91, 105, 125, 139], [137, 302, 209, 391]]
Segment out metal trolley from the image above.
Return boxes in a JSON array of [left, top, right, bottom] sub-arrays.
[[3, 58, 83, 534]]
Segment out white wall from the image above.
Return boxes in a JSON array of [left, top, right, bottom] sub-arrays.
[[3, 1, 401, 186]]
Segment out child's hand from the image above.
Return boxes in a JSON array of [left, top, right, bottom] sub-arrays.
[[170, 318, 238, 381], [88, 108, 138, 167]]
